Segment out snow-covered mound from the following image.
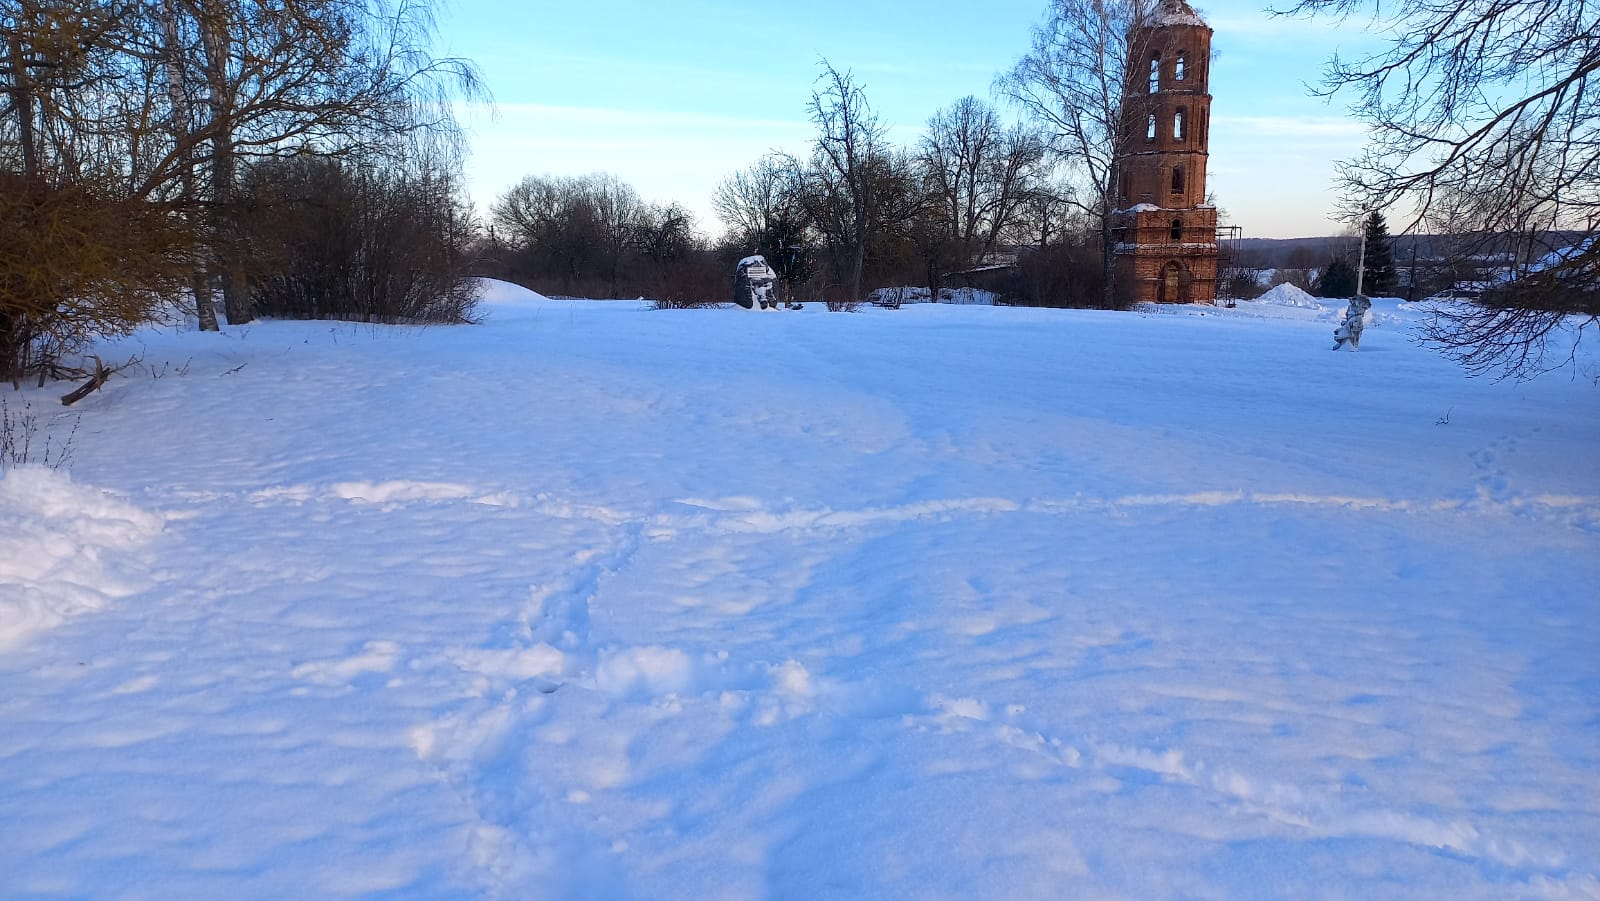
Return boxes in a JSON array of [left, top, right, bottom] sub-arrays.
[[0, 467, 162, 650], [474, 277, 551, 320], [1253, 282, 1324, 309], [475, 277, 549, 304]]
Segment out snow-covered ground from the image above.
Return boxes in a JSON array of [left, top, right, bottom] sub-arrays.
[[2, 282, 1597, 899]]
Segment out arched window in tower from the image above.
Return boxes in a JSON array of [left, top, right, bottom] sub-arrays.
[[1175, 54, 1186, 81], [1170, 218, 1183, 241], [1174, 108, 1186, 141], [1149, 54, 1161, 93], [1171, 166, 1185, 195], [1120, 172, 1131, 202], [1147, 114, 1157, 142]]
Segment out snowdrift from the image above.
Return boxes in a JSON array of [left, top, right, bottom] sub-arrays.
[[474, 277, 552, 320], [0, 467, 162, 649]]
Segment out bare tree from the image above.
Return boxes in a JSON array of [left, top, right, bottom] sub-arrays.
[[998, 0, 1156, 306], [157, 0, 217, 330], [712, 152, 814, 294], [1, 0, 196, 381], [2, 0, 137, 182], [492, 172, 659, 298], [712, 153, 792, 250], [917, 96, 1049, 301], [635, 202, 713, 305], [804, 60, 886, 304], [1281, 0, 1598, 378], [492, 173, 598, 294], [3, 0, 484, 385], [150, 0, 484, 324], [586, 172, 642, 298], [1013, 178, 1079, 249], [920, 96, 1048, 263]]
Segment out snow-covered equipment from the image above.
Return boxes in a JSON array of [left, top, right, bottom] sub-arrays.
[[1332, 294, 1372, 350], [733, 255, 799, 310], [734, 255, 779, 310]]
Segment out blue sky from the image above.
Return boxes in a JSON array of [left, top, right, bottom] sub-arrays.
[[442, 0, 1382, 239]]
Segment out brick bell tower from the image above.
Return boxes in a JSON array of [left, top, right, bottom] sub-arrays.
[[1112, 0, 1218, 304]]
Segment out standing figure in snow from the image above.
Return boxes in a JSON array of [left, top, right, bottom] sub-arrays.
[[1333, 294, 1372, 350], [733, 255, 798, 310]]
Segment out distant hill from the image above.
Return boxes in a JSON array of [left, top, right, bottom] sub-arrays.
[[1231, 232, 1588, 269]]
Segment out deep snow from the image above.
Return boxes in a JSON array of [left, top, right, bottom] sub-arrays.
[[1, 282, 1596, 899]]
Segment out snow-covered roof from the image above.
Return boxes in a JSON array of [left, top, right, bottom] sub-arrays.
[[737, 255, 769, 269], [1147, 0, 1207, 28], [1528, 237, 1596, 274]]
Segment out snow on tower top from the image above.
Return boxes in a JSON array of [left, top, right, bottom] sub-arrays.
[[1147, 0, 1207, 27]]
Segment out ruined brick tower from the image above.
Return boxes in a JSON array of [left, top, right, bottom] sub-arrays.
[[1112, 0, 1218, 304]]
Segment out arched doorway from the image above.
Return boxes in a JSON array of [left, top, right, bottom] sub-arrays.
[[1159, 261, 1188, 303]]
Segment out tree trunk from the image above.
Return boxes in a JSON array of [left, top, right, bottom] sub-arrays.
[[1, 310, 16, 388], [197, 5, 250, 324], [160, 0, 219, 332], [6, 34, 39, 180], [1100, 200, 1118, 309], [850, 209, 868, 303], [4, 36, 38, 382]]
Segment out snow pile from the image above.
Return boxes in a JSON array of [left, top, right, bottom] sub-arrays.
[[1253, 282, 1324, 309], [474, 277, 551, 320], [0, 467, 162, 650]]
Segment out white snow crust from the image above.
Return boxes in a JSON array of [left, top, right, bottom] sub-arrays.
[[1, 278, 1596, 899], [0, 468, 162, 650]]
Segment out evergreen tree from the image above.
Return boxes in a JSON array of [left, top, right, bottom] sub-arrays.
[[1317, 257, 1359, 298], [1361, 211, 1397, 296]]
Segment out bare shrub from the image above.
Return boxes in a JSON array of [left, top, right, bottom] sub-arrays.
[[1, 397, 78, 472], [240, 157, 479, 324]]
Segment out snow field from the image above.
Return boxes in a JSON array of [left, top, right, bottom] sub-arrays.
[[0, 281, 1596, 899]]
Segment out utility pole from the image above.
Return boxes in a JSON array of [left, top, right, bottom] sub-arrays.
[[1355, 215, 1367, 298]]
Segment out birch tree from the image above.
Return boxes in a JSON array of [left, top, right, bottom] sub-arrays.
[[151, 0, 483, 324]]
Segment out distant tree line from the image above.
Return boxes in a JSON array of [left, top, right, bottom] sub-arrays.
[[483, 173, 717, 304], [7, 0, 1587, 385], [481, 61, 1107, 309]]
